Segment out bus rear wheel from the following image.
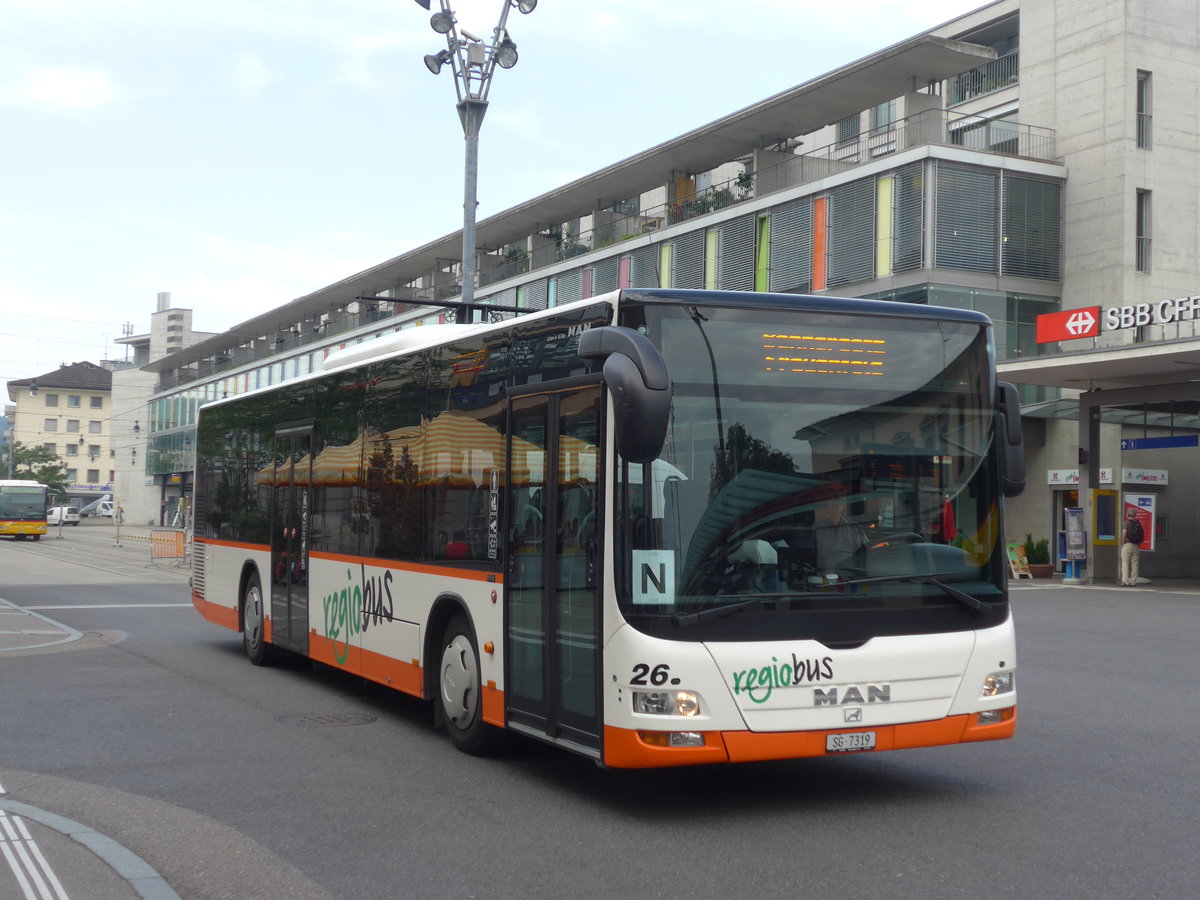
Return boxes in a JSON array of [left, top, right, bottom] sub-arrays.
[[242, 572, 271, 666], [439, 612, 498, 755]]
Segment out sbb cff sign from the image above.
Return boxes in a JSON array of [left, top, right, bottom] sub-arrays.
[[1037, 295, 1200, 343], [1036, 307, 1100, 343]]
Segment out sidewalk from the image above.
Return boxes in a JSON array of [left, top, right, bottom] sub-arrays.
[[1012, 574, 1200, 594]]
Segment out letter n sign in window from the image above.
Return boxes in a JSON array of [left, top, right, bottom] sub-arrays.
[[632, 551, 675, 605]]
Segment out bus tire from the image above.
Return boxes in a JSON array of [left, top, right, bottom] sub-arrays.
[[32, 535, 40, 541], [439, 612, 498, 755], [241, 571, 271, 666]]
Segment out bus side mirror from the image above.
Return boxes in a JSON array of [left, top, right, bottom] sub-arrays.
[[578, 326, 672, 464], [997, 381, 1025, 497]]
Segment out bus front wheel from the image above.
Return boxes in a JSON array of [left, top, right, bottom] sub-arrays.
[[242, 572, 271, 666], [439, 612, 498, 755]]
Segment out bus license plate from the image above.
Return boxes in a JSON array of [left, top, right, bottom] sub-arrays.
[[826, 731, 876, 752]]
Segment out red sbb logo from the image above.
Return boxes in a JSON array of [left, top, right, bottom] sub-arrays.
[[1036, 306, 1100, 343]]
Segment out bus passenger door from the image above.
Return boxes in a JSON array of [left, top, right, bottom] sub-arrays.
[[505, 387, 603, 752], [270, 429, 311, 654]]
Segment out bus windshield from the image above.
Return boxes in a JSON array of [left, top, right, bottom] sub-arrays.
[[615, 301, 1005, 641], [0, 485, 49, 520]]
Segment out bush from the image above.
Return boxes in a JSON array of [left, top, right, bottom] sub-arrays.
[[1024, 533, 1050, 565]]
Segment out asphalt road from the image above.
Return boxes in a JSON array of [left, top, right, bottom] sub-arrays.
[[1, 524, 1197, 899]]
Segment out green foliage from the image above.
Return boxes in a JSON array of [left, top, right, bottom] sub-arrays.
[[1024, 533, 1050, 565], [9, 442, 70, 499], [709, 423, 797, 500]]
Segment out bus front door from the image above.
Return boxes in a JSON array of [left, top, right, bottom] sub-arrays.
[[506, 387, 603, 753], [270, 428, 311, 654]]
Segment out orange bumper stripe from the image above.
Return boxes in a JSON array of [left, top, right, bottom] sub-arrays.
[[192, 591, 238, 631], [604, 710, 1017, 768]]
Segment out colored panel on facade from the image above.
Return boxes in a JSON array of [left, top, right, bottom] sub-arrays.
[[705, 229, 718, 289], [659, 244, 671, 288], [755, 215, 770, 292], [812, 196, 828, 291], [618, 255, 630, 289], [876, 176, 894, 276]]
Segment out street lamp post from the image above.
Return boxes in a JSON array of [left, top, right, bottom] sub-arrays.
[[415, 0, 537, 323]]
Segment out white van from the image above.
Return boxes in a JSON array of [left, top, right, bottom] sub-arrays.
[[47, 506, 81, 526]]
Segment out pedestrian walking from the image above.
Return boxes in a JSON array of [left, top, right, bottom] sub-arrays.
[[1120, 508, 1144, 586]]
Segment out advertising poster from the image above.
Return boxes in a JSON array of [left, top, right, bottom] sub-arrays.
[[1123, 493, 1155, 552], [1005, 542, 1031, 579]]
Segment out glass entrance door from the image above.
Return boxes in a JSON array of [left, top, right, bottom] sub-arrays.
[[506, 387, 603, 750], [271, 429, 311, 653]]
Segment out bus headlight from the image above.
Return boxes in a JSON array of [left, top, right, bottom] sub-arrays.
[[633, 690, 702, 716], [981, 671, 1015, 697]]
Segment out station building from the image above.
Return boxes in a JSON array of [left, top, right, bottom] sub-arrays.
[[135, 0, 1200, 581]]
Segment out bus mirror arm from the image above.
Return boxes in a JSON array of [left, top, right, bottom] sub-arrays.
[[578, 326, 672, 464], [997, 381, 1025, 498]]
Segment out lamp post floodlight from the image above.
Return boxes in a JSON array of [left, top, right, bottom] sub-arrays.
[[416, 0, 536, 322]]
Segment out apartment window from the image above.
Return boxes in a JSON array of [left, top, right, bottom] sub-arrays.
[[1002, 174, 1063, 280], [90, 396, 103, 409], [1136, 189, 1152, 273], [66, 419, 80, 432], [67, 444, 79, 456], [68, 395, 81, 408], [872, 100, 896, 134], [88, 445, 101, 458], [109, 470, 115, 482], [935, 162, 999, 274], [43, 443, 56, 454], [89, 420, 102, 434], [44, 393, 59, 407], [1136, 70, 1152, 149], [66, 469, 78, 482], [44, 418, 58, 432], [836, 113, 861, 147], [87, 469, 100, 483]]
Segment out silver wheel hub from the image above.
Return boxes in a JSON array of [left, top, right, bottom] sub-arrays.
[[440, 633, 478, 726], [245, 586, 263, 645]]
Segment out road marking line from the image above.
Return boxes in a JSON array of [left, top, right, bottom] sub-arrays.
[[22, 604, 192, 611], [0, 809, 68, 900]]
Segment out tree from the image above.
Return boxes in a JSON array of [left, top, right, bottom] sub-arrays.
[[8, 442, 70, 499]]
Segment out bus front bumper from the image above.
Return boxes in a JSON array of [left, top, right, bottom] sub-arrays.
[[602, 708, 1016, 768]]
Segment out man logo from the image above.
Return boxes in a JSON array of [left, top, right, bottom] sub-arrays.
[[813, 684, 891, 706]]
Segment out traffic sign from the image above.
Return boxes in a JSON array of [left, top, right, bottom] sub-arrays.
[[1036, 306, 1101, 343], [1120, 435, 1198, 451]]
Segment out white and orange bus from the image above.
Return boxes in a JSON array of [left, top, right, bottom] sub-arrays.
[[192, 289, 1025, 767]]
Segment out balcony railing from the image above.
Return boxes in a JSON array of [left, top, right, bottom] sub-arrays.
[[469, 109, 1057, 291], [950, 52, 1019, 105]]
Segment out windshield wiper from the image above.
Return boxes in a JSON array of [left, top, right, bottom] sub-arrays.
[[671, 593, 823, 627], [840, 572, 991, 614]]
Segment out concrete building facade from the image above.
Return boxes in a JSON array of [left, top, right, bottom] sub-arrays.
[[5, 361, 114, 506]]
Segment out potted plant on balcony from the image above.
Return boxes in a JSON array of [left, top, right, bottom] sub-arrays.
[[1024, 533, 1053, 578]]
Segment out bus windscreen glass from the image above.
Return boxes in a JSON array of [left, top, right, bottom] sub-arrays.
[[0, 485, 49, 520], [616, 302, 1004, 641]]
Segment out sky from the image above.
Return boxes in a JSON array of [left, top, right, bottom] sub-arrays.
[[0, 0, 988, 388]]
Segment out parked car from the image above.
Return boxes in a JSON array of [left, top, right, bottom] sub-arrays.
[[47, 506, 81, 526]]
